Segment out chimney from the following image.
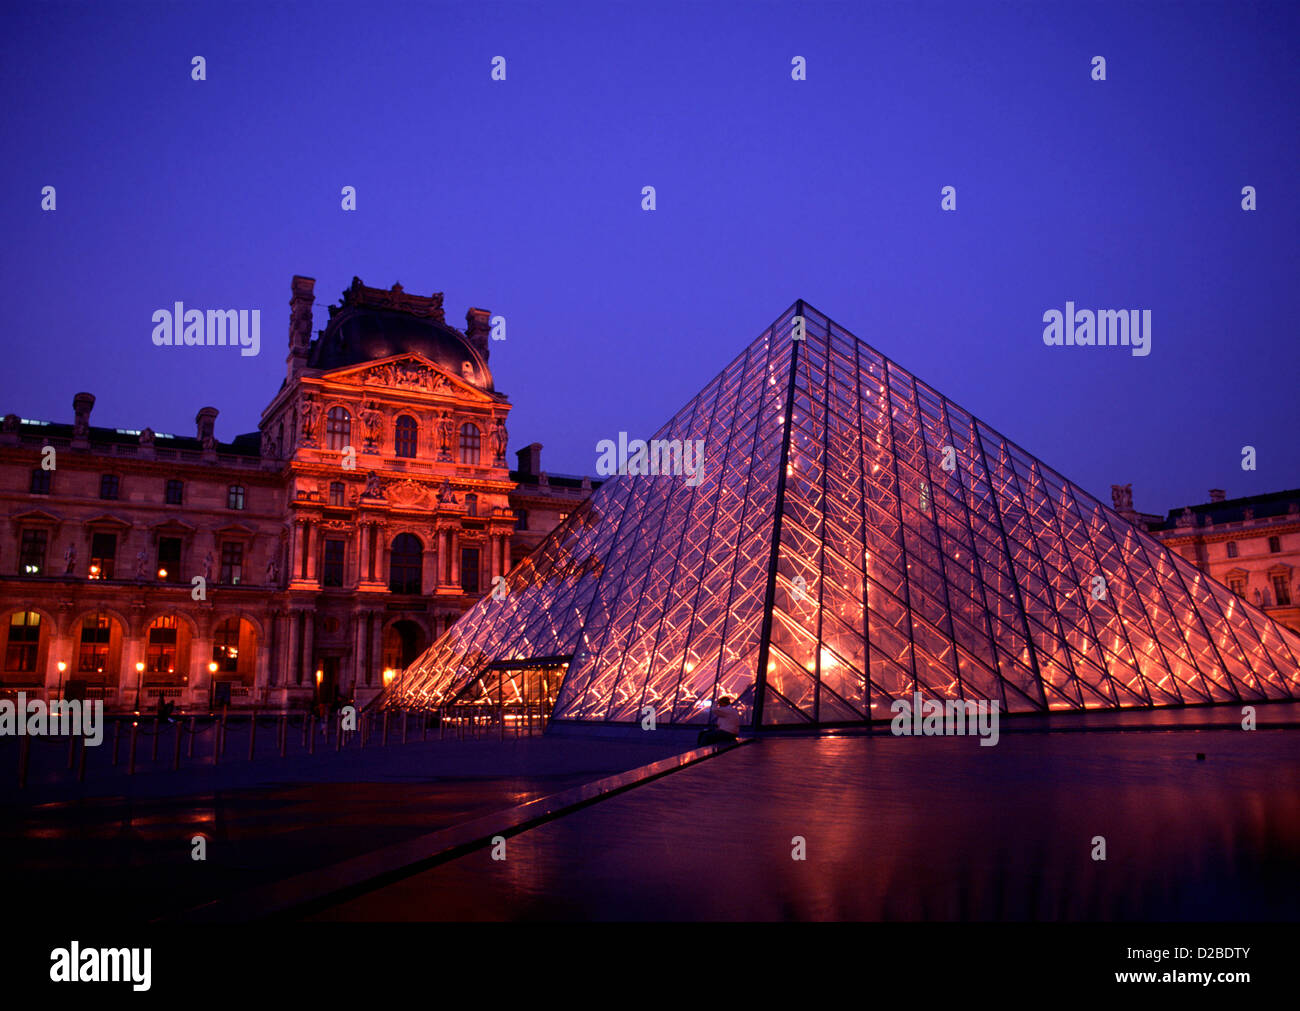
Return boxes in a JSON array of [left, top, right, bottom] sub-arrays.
[[287, 275, 316, 380], [516, 442, 542, 478], [196, 406, 218, 459], [72, 392, 95, 448], [1209, 489, 1226, 504], [466, 307, 492, 359]]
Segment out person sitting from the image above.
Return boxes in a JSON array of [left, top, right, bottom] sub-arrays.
[[697, 696, 740, 746]]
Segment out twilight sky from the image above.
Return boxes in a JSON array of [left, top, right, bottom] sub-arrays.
[[2, 0, 1296, 516]]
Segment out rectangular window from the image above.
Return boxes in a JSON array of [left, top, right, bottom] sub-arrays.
[[5, 611, 41, 673], [1228, 577, 1246, 597], [227, 485, 246, 510], [329, 482, 344, 507], [30, 469, 51, 494], [165, 479, 184, 505], [1272, 575, 1292, 607], [19, 529, 48, 576], [79, 616, 111, 673], [220, 542, 244, 585], [1268, 536, 1281, 553], [157, 537, 182, 582], [460, 547, 480, 594], [322, 538, 345, 587], [100, 474, 120, 500], [516, 509, 528, 531], [89, 532, 116, 579]]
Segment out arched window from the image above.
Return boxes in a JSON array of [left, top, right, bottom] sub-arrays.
[[5, 611, 42, 673], [78, 614, 112, 674], [212, 617, 241, 673], [147, 615, 178, 674], [1226, 541, 1238, 558], [389, 533, 423, 594], [459, 423, 481, 465], [326, 407, 351, 451], [394, 415, 418, 458]]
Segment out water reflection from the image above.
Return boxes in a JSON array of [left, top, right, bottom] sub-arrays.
[[321, 730, 1300, 921]]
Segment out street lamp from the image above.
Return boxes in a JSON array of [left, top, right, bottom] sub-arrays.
[[56, 661, 67, 699], [207, 660, 218, 709], [383, 668, 395, 688], [134, 660, 145, 711]]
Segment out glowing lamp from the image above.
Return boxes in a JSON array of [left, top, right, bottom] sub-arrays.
[[157, 568, 168, 579], [57, 661, 67, 673], [315, 669, 323, 685], [208, 662, 218, 674], [135, 661, 145, 673]]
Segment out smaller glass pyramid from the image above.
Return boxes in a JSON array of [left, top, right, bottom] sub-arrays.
[[386, 302, 1300, 727]]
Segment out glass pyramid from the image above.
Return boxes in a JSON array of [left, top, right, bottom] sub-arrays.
[[386, 302, 1300, 727]]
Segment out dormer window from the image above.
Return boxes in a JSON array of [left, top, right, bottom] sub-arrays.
[[461, 361, 474, 382]]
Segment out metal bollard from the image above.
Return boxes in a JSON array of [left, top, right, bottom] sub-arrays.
[[382, 711, 390, 747], [402, 709, 408, 745], [423, 710, 428, 742], [128, 723, 139, 775], [308, 715, 315, 755], [335, 712, 343, 752], [173, 721, 183, 771], [187, 716, 196, 758], [67, 731, 76, 770], [112, 720, 121, 766], [499, 703, 505, 741], [248, 709, 258, 761], [77, 735, 88, 783], [152, 714, 161, 762], [279, 714, 287, 758], [301, 713, 309, 749], [217, 705, 228, 763]]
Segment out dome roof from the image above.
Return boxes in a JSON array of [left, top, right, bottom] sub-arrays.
[[307, 278, 494, 390]]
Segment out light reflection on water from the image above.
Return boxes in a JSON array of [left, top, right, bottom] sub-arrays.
[[321, 729, 1300, 921]]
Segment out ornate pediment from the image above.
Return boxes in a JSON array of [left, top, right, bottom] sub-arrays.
[[385, 478, 438, 510], [326, 354, 493, 401]]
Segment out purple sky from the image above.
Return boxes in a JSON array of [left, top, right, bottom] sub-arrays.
[[2, 1, 1296, 516]]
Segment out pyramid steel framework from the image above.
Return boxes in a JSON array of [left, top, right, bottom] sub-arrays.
[[385, 302, 1300, 727]]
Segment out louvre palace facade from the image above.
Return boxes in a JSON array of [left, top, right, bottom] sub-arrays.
[[0, 276, 597, 711]]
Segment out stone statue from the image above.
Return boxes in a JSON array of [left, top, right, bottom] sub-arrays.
[[261, 430, 278, 459], [492, 418, 508, 461], [1110, 484, 1132, 511], [436, 412, 455, 459], [436, 478, 456, 506], [139, 427, 155, 448], [359, 401, 383, 438], [266, 554, 280, 585], [364, 471, 383, 498], [64, 543, 76, 575], [203, 550, 214, 582], [135, 549, 149, 579], [2, 414, 18, 434], [301, 397, 319, 437]]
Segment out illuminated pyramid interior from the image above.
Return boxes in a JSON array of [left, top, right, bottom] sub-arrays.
[[386, 302, 1300, 727]]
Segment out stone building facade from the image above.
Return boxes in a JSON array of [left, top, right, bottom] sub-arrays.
[[0, 276, 599, 711], [1115, 484, 1300, 636]]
